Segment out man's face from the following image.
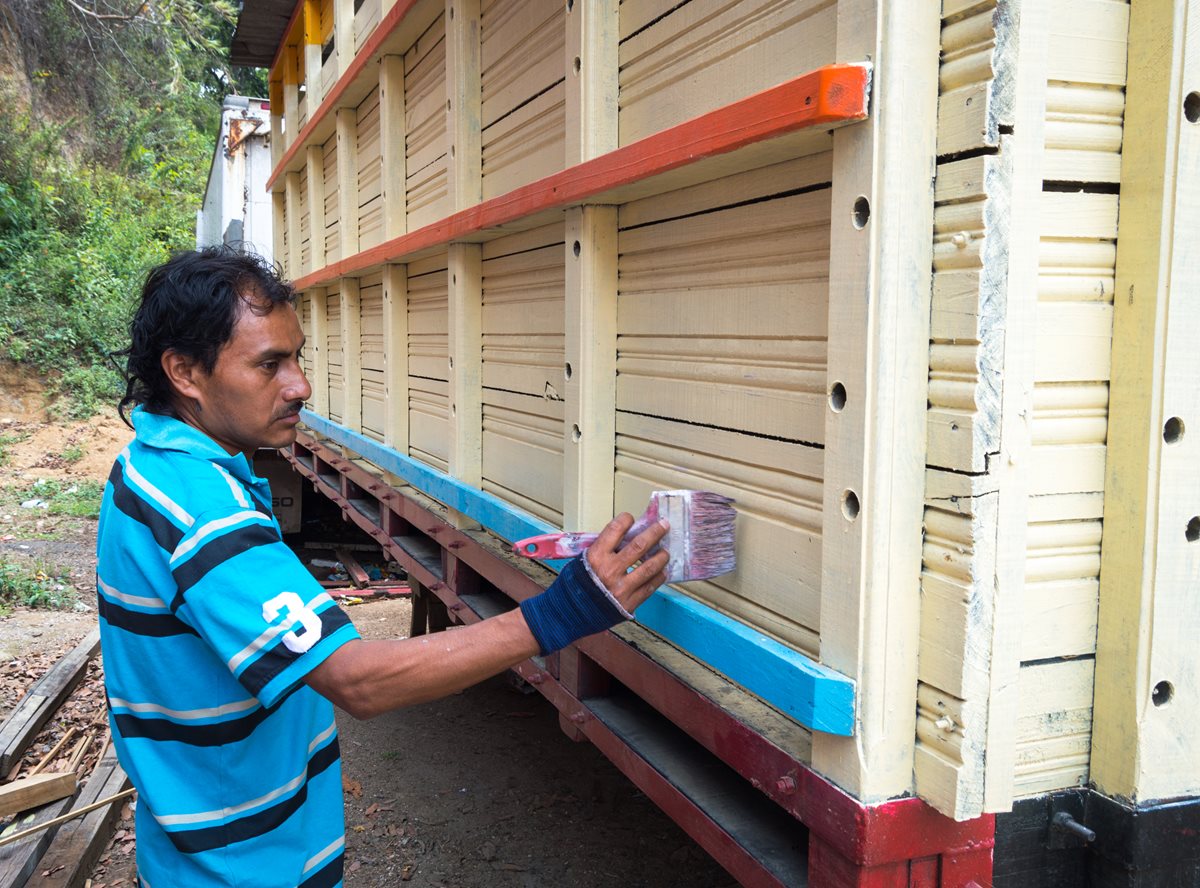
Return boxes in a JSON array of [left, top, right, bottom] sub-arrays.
[[176, 297, 312, 458]]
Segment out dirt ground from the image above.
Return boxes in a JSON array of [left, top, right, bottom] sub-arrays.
[[0, 368, 734, 887]]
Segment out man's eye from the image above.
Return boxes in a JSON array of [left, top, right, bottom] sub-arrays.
[[262, 361, 278, 372]]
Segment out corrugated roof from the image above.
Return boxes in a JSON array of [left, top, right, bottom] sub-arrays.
[[230, 0, 297, 68]]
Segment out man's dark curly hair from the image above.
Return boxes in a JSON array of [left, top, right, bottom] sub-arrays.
[[117, 246, 296, 426]]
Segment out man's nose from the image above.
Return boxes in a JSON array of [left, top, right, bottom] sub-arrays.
[[284, 365, 313, 403]]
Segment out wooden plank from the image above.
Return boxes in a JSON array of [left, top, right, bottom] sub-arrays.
[[0, 773, 76, 818], [0, 795, 76, 888], [379, 54, 407, 239], [448, 243, 482, 526], [564, 0, 617, 166], [336, 108, 359, 260], [446, 0, 482, 212], [382, 264, 410, 456], [339, 278, 362, 432], [810, 0, 939, 801], [563, 206, 616, 531], [296, 412, 857, 735], [305, 145, 327, 274], [26, 746, 131, 888], [309, 288, 330, 416], [1091, 0, 1200, 803], [335, 0, 355, 77], [285, 171, 303, 280], [0, 629, 99, 776]]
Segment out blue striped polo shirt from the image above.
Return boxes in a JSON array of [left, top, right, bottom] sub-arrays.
[[97, 407, 360, 887]]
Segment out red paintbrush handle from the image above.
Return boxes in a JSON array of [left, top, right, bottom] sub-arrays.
[[513, 532, 601, 560]]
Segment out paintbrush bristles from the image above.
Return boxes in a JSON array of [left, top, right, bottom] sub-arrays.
[[647, 490, 737, 583]]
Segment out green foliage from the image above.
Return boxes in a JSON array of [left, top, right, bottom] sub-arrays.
[[0, 432, 28, 465], [0, 1, 265, 416], [0, 557, 78, 613]]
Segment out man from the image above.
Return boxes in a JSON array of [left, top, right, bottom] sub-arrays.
[[97, 247, 669, 887]]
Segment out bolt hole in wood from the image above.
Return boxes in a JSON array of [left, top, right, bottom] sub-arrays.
[[1152, 680, 1174, 707], [574, 56, 581, 75], [1185, 91, 1200, 123], [842, 489, 860, 521], [572, 240, 581, 257], [1187, 516, 1200, 543], [1164, 416, 1185, 443], [829, 381, 847, 412], [852, 196, 870, 229], [572, 423, 582, 443], [564, 361, 572, 380]]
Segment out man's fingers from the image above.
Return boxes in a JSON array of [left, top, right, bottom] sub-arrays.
[[593, 512, 635, 550]]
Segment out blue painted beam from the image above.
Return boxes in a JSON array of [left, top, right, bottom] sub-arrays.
[[299, 410, 856, 735]]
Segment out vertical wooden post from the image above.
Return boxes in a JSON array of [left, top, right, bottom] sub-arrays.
[[283, 46, 301, 153], [285, 171, 303, 280], [336, 108, 359, 260], [1091, 0, 1200, 803], [448, 244, 483, 500], [564, 0, 617, 165], [304, 0, 323, 108], [306, 145, 327, 274], [446, 0, 481, 212], [563, 207, 617, 531], [335, 0, 355, 78], [269, 78, 284, 168], [272, 191, 286, 275], [383, 264, 410, 456], [811, 0, 940, 802], [379, 55, 408, 240], [310, 288, 330, 416], [340, 278, 362, 433]]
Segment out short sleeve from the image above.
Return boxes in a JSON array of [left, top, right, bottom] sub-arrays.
[[167, 507, 360, 708]]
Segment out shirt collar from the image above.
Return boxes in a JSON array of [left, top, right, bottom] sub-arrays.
[[131, 405, 261, 484]]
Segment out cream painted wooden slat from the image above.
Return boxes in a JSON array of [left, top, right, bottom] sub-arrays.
[[480, 224, 565, 523], [310, 288, 330, 417], [379, 55, 407, 240], [357, 87, 383, 251], [617, 0, 837, 146], [407, 254, 450, 468], [382, 264, 410, 455], [285, 171, 302, 280], [446, 0, 481, 213], [563, 206, 616, 533], [448, 243, 482, 505], [564, 0, 616, 166], [405, 14, 449, 231], [326, 288, 345, 424], [273, 191, 286, 279], [334, 0, 354, 78], [322, 133, 340, 264], [298, 164, 311, 273], [1013, 659, 1094, 797], [1092, 0, 1200, 804], [936, 0, 1017, 156], [299, 292, 314, 380], [616, 187, 831, 444], [360, 273, 385, 441], [354, 0, 382, 53], [336, 108, 360, 260], [305, 146, 326, 274], [479, 0, 564, 198], [481, 389, 564, 525], [615, 412, 823, 658], [810, 0, 939, 803]]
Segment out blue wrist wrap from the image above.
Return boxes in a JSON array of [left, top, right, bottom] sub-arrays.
[[519, 556, 627, 655]]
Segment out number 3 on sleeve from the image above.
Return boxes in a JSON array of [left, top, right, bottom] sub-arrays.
[[262, 591, 324, 654]]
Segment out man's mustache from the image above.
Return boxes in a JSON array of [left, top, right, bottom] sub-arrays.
[[275, 401, 304, 420]]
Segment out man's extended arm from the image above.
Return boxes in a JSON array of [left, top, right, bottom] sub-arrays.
[[304, 512, 669, 719]]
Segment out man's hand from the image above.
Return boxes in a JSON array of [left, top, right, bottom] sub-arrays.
[[584, 512, 671, 614]]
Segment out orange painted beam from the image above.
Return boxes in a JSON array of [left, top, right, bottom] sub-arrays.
[[268, 1, 307, 79], [266, 0, 424, 191], [287, 62, 871, 292]]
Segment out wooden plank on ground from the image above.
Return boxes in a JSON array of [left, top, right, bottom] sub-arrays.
[[0, 774, 76, 819], [0, 629, 100, 776], [25, 745, 131, 888], [0, 795, 77, 888]]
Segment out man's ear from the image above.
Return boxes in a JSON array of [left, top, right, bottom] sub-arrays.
[[161, 349, 206, 403]]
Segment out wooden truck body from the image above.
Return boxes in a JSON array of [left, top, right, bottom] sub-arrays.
[[230, 0, 1199, 884]]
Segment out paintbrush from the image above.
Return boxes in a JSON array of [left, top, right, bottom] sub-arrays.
[[512, 490, 737, 583]]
